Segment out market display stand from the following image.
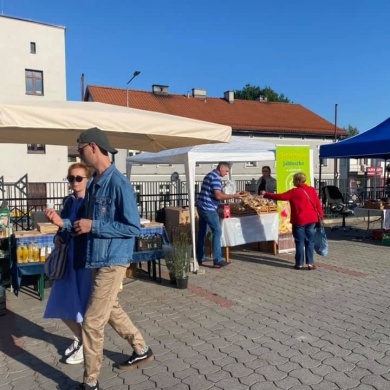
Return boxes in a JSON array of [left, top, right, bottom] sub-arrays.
[[10, 226, 169, 300], [131, 225, 169, 282], [353, 207, 389, 239], [10, 232, 54, 301], [220, 213, 279, 261]]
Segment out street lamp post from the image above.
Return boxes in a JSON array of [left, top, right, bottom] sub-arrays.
[[126, 70, 141, 107], [333, 103, 338, 183]]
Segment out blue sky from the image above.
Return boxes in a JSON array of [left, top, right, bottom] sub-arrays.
[[4, 0, 390, 132]]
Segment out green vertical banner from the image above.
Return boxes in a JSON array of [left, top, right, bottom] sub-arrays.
[[276, 145, 312, 253]]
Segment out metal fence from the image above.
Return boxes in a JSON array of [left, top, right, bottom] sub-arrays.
[[0, 176, 388, 231]]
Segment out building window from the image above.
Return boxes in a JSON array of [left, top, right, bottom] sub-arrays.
[[27, 144, 45, 154], [320, 158, 328, 167], [245, 162, 258, 168], [128, 150, 141, 157], [30, 42, 36, 54], [25, 69, 43, 95]]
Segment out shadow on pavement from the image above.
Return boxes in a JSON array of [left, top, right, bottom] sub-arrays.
[[0, 309, 80, 389]]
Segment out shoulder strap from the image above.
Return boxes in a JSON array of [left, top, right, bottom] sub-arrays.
[[300, 187, 323, 222]]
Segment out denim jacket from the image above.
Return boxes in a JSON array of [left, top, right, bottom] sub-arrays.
[[83, 164, 140, 268]]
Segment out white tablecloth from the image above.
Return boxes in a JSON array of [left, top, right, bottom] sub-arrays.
[[220, 214, 279, 247], [353, 208, 390, 230]]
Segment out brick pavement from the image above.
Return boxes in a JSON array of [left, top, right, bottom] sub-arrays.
[[1, 222, 390, 389]]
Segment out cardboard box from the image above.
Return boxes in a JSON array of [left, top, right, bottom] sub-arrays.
[[141, 221, 164, 228], [164, 207, 198, 241], [164, 207, 197, 225], [37, 222, 59, 234]]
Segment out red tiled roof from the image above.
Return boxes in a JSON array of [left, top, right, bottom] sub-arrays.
[[85, 85, 347, 137]]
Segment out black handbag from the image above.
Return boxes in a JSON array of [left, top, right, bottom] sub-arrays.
[[44, 233, 69, 280]]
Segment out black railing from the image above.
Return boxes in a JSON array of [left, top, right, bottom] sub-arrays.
[[1, 178, 388, 231]]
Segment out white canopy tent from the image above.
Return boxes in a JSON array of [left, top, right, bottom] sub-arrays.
[[0, 99, 231, 151], [127, 136, 276, 270]]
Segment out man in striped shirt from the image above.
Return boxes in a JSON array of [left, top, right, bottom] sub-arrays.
[[196, 162, 244, 268]]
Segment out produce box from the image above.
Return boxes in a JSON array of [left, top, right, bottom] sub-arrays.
[[218, 204, 231, 219], [136, 235, 162, 251], [164, 207, 198, 225], [382, 233, 390, 246], [372, 229, 390, 240], [141, 221, 164, 228], [364, 200, 384, 209], [164, 207, 198, 241], [37, 222, 59, 234]]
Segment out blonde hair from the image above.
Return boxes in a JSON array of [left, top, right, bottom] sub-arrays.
[[293, 172, 306, 184]]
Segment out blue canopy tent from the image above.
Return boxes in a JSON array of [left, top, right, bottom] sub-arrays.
[[320, 117, 390, 159], [319, 117, 390, 206]]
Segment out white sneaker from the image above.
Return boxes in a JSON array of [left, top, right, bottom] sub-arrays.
[[65, 336, 81, 357], [65, 345, 84, 365]]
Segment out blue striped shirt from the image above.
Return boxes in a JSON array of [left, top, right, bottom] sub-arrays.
[[196, 169, 222, 211]]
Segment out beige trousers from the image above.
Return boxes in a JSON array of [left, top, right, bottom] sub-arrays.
[[82, 265, 146, 383]]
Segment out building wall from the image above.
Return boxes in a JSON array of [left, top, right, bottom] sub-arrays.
[[0, 16, 69, 182], [126, 135, 337, 182]]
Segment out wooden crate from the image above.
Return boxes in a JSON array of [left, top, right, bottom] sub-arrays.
[[268, 205, 278, 213], [382, 233, 390, 246], [364, 201, 384, 209], [136, 235, 162, 251], [37, 222, 58, 234]]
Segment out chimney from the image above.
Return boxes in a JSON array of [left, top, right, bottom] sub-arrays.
[[255, 95, 268, 102], [192, 88, 207, 98], [152, 84, 169, 95], [224, 90, 234, 104]]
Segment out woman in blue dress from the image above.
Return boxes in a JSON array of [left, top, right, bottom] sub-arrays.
[[44, 163, 92, 365]]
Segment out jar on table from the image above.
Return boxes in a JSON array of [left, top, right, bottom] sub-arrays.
[[16, 243, 24, 263], [22, 244, 29, 263], [27, 242, 34, 262], [32, 242, 39, 262]]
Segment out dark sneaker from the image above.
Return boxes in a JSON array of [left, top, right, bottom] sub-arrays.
[[117, 347, 154, 370], [307, 264, 317, 270], [79, 382, 99, 390], [213, 260, 229, 268], [294, 265, 303, 270]]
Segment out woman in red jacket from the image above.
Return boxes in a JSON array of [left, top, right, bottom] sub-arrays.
[[260, 172, 323, 270]]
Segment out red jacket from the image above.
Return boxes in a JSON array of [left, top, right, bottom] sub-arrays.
[[264, 184, 324, 226]]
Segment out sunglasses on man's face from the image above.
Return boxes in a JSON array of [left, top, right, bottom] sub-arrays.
[[67, 175, 87, 183]]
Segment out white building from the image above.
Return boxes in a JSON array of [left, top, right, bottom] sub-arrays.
[[0, 15, 69, 182]]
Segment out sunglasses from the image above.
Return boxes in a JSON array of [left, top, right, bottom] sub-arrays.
[[67, 175, 87, 183], [77, 144, 90, 154]]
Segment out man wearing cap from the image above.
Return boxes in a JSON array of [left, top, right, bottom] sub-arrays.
[[73, 127, 153, 390]]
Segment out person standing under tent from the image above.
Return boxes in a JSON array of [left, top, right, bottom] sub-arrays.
[[196, 161, 244, 268]]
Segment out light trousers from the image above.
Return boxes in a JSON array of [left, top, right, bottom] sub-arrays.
[[82, 265, 146, 383]]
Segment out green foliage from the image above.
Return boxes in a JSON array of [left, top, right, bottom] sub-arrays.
[[234, 84, 291, 103], [164, 225, 191, 279], [344, 125, 359, 137]]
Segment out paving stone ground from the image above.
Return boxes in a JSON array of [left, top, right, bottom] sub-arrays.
[[1, 218, 390, 390]]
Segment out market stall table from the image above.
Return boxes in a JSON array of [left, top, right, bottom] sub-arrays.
[[11, 226, 169, 300], [220, 213, 279, 261], [353, 208, 390, 239]]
